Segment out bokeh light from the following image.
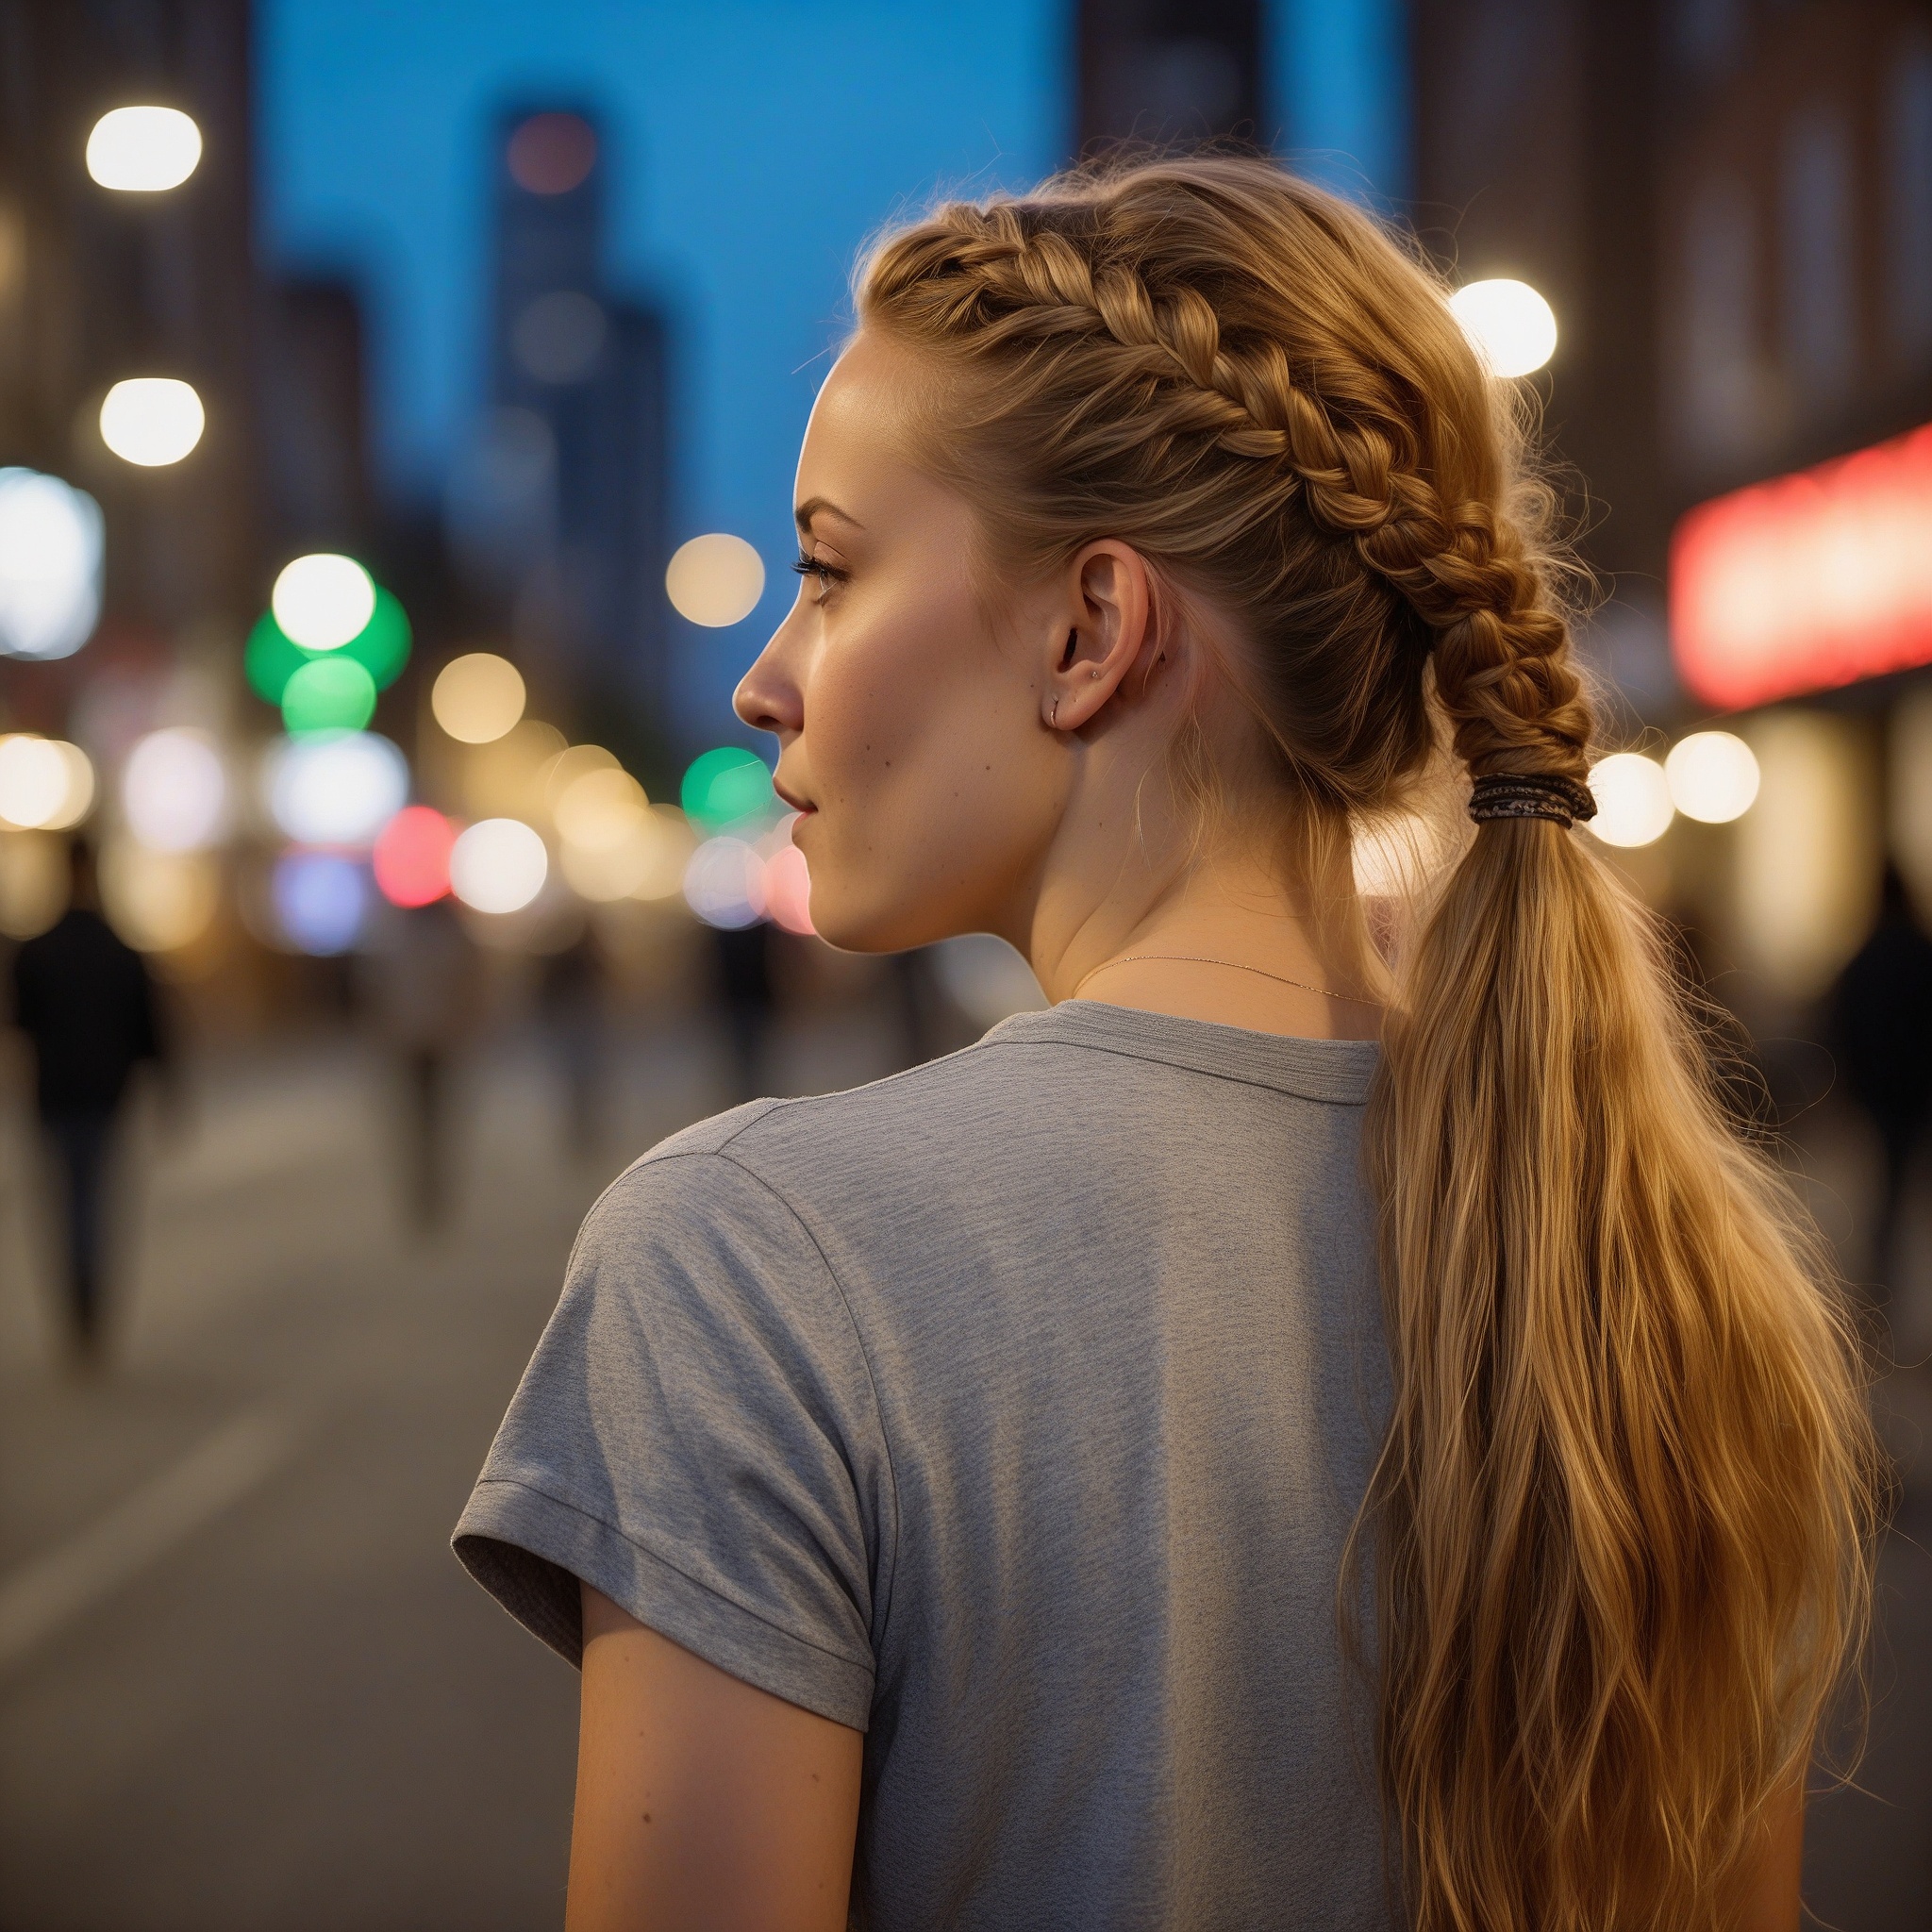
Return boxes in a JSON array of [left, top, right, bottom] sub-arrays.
[[0, 735, 92, 830], [0, 832, 71, 940], [1587, 752, 1674, 848], [123, 727, 226, 851], [282, 655, 377, 736], [629, 806, 696, 901], [266, 732, 408, 847], [432, 652, 525, 743], [99, 842, 220, 953], [0, 468, 103, 660], [555, 765, 646, 850], [373, 806, 458, 908], [273, 850, 369, 955], [666, 534, 765, 626], [681, 745, 774, 829], [85, 106, 202, 191], [762, 843, 813, 935], [1449, 278, 1558, 378], [450, 817, 547, 913], [507, 112, 596, 194], [98, 377, 205, 466], [461, 718, 566, 821], [684, 835, 766, 928], [272, 553, 375, 650], [1665, 730, 1760, 824]]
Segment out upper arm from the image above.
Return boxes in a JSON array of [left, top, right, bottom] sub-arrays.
[[567, 1584, 862, 1932]]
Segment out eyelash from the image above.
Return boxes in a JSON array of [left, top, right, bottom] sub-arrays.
[[791, 554, 848, 596]]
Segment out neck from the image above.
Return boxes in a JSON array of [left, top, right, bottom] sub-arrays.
[[1018, 808, 1384, 1044]]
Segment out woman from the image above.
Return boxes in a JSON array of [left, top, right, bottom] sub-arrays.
[[456, 158, 1875, 1931]]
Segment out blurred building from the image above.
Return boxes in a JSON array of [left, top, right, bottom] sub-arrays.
[[0, 0, 258, 664], [1415, 0, 1932, 1018], [1078, 0, 1266, 150], [450, 108, 673, 749]]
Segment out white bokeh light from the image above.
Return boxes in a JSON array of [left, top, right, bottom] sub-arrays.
[[99, 377, 205, 466], [1449, 278, 1559, 378], [450, 817, 548, 914], [1665, 730, 1761, 824], [265, 732, 408, 847], [1588, 752, 1675, 848], [666, 534, 765, 627], [86, 106, 202, 192], [272, 553, 375, 650], [123, 726, 227, 851], [0, 468, 103, 660], [684, 835, 767, 928], [0, 736, 92, 830]]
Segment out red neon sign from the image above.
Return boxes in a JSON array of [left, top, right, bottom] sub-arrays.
[[1670, 420, 1932, 709]]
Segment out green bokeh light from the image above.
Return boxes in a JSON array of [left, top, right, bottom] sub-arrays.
[[681, 746, 774, 828], [282, 655, 377, 735], [246, 609, 307, 704], [246, 584, 410, 708]]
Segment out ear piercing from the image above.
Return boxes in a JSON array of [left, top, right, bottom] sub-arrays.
[[1091, 667, 1104, 679], [1049, 698, 1059, 727]]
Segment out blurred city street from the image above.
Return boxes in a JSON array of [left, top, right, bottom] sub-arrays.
[[0, 1005, 907, 1930]]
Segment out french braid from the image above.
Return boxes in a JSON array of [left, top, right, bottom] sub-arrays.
[[858, 157, 1874, 1932]]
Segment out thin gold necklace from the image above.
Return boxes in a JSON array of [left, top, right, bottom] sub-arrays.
[[1072, 954, 1382, 1006]]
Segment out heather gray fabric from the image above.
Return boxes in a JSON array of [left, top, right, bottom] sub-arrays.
[[455, 999, 1394, 1929]]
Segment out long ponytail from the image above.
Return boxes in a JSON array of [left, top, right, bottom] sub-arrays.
[[858, 151, 1880, 1932]]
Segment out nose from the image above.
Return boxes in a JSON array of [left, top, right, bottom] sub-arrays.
[[734, 614, 805, 740]]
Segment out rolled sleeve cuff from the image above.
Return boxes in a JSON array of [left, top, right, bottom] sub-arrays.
[[452, 1477, 874, 1732]]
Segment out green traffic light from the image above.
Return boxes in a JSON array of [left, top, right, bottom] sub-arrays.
[[246, 582, 411, 707], [283, 655, 377, 735]]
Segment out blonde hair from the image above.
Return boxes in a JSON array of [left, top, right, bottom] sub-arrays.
[[858, 156, 1877, 1931]]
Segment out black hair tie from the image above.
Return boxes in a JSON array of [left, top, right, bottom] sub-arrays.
[[1467, 773, 1597, 828]]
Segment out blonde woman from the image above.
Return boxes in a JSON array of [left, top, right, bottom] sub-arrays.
[[456, 158, 1875, 1932]]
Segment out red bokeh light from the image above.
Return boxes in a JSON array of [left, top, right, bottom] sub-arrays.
[[1671, 420, 1932, 710], [506, 113, 597, 195], [762, 842, 814, 935], [373, 806, 458, 908]]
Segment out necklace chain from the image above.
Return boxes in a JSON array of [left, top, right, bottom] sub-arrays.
[[1072, 954, 1381, 1006]]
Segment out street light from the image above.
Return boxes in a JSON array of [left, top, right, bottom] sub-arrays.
[[0, 468, 103, 660], [271, 553, 375, 651], [86, 106, 202, 192], [99, 376, 205, 466], [1449, 278, 1558, 378]]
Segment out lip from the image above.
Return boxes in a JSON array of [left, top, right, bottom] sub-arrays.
[[774, 779, 816, 816]]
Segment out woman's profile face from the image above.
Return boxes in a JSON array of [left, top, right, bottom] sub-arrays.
[[734, 332, 1069, 953]]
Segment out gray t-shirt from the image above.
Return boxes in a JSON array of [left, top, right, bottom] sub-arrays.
[[455, 1000, 1394, 1929]]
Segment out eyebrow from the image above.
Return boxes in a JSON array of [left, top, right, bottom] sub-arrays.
[[794, 495, 863, 536]]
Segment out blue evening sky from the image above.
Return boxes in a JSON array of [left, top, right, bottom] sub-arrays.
[[256, 0, 1404, 740]]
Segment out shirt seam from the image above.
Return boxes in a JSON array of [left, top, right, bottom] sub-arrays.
[[468, 1474, 876, 1677], [978, 1030, 1374, 1106]]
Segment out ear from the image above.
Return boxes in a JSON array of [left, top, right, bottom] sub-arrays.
[[1039, 541, 1161, 734]]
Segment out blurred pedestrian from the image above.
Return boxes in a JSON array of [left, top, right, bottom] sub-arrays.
[[1830, 862, 1932, 1311], [11, 840, 164, 1360], [541, 928, 607, 1160], [358, 898, 477, 1230], [711, 919, 774, 1103]]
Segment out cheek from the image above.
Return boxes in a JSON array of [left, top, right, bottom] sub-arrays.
[[802, 599, 1055, 944]]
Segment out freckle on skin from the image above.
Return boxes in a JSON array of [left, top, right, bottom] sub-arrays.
[[641, 1812, 653, 1824]]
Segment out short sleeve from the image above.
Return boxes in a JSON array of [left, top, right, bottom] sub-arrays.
[[453, 1148, 892, 1731]]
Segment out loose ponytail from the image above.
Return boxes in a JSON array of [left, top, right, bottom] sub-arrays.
[[859, 152, 1879, 1931]]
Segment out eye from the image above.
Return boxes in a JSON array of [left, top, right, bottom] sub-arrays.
[[791, 553, 848, 602]]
